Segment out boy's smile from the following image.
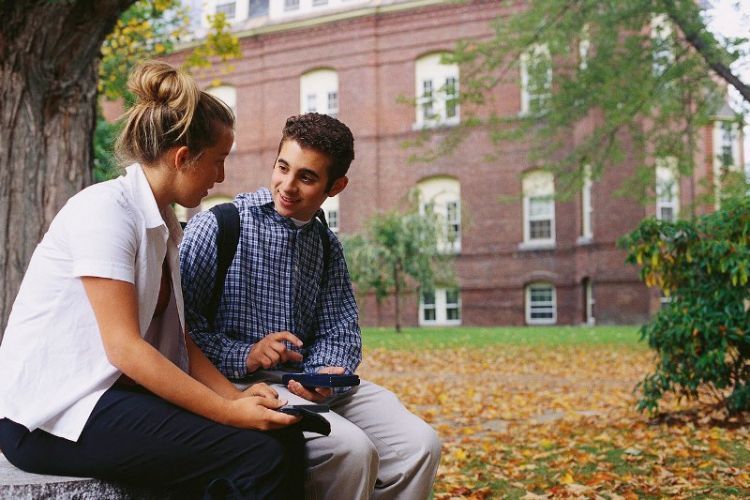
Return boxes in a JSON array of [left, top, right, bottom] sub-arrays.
[[271, 139, 347, 221]]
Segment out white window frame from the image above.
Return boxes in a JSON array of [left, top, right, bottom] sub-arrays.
[[656, 157, 678, 222], [300, 69, 339, 116], [419, 288, 462, 326], [417, 177, 461, 253], [522, 171, 555, 247], [525, 283, 557, 325], [321, 195, 340, 234], [520, 44, 552, 115], [415, 53, 460, 128], [580, 164, 593, 240]]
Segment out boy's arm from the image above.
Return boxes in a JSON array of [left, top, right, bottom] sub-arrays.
[[179, 210, 253, 379], [302, 235, 362, 375]]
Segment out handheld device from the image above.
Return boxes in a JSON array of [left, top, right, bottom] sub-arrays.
[[277, 405, 331, 435], [281, 373, 360, 389], [278, 404, 330, 415]]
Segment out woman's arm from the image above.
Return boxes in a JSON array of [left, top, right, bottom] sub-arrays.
[[82, 276, 298, 430]]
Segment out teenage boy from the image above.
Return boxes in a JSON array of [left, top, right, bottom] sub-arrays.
[[180, 113, 441, 499]]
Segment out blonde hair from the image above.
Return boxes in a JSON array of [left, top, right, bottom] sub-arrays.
[[115, 60, 234, 166]]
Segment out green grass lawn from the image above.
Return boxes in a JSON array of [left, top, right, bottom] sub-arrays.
[[361, 325, 645, 350]]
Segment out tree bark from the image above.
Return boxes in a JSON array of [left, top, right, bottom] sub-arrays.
[[393, 264, 401, 333], [0, 0, 134, 338]]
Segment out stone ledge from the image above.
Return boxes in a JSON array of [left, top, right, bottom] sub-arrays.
[[0, 453, 171, 500]]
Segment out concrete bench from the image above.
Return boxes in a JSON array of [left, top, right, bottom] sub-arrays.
[[0, 452, 171, 499]]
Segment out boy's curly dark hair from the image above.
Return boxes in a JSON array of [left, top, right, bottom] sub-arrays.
[[278, 113, 355, 190]]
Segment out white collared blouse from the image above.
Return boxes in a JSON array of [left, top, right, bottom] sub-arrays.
[[0, 164, 189, 442]]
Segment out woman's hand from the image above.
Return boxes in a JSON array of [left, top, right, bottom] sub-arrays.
[[224, 396, 301, 430], [243, 382, 278, 399]]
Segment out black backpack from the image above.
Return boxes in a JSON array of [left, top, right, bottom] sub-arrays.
[[203, 202, 331, 324]]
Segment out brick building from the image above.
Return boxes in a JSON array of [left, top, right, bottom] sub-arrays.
[[164, 0, 743, 327]]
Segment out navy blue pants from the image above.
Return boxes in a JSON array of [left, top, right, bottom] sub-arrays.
[[0, 384, 305, 499]]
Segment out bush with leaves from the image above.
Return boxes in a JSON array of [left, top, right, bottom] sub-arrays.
[[620, 197, 750, 414]]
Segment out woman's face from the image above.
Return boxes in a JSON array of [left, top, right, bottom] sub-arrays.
[[175, 126, 234, 208]]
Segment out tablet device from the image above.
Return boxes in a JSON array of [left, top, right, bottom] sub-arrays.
[[278, 404, 330, 414], [281, 373, 360, 389]]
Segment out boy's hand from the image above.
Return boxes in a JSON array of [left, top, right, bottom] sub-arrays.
[[287, 366, 345, 402], [246, 331, 303, 372]]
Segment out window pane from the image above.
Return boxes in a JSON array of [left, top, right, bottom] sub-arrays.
[[445, 76, 458, 119], [530, 220, 551, 240], [216, 1, 236, 18], [423, 308, 436, 321], [284, 0, 299, 10], [306, 94, 317, 113], [422, 290, 435, 305], [248, 0, 269, 17], [445, 289, 459, 305], [446, 307, 460, 320], [529, 197, 552, 217], [327, 91, 338, 117], [313, 0, 328, 5], [529, 285, 555, 320], [659, 206, 674, 222], [327, 210, 339, 232]]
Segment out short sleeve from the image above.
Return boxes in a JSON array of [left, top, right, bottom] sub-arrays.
[[64, 187, 138, 283]]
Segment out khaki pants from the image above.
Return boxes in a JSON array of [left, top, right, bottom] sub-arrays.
[[247, 375, 441, 500]]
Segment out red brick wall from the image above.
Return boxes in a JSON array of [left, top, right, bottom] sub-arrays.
[[169, 0, 709, 326]]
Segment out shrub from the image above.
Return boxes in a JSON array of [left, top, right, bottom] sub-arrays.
[[620, 197, 750, 414]]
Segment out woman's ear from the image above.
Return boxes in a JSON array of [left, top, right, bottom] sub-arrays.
[[327, 176, 348, 197], [173, 146, 191, 171]]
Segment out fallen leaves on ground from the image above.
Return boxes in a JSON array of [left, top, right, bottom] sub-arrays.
[[358, 345, 750, 499]]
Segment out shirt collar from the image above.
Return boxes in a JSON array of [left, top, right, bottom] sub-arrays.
[[125, 164, 166, 229]]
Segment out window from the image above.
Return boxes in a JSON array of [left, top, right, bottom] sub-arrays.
[[417, 177, 461, 253], [321, 195, 339, 234], [655, 157, 678, 222], [216, 0, 236, 19], [415, 53, 460, 127], [312, 0, 328, 5], [580, 164, 593, 240], [521, 44, 552, 115], [651, 14, 674, 78], [300, 69, 338, 117], [248, 0, 269, 17], [206, 85, 237, 150], [420, 288, 461, 326], [284, 0, 299, 11], [526, 283, 556, 325], [582, 278, 595, 325], [719, 121, 736, 168], [522, 171, 555, 245]]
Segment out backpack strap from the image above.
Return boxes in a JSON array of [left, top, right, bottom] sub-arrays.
[[314, 209, 331, 284], [205, 202, 240, 325]]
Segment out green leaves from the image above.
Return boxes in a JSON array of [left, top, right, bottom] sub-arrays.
[[621, 196, 750, 414]]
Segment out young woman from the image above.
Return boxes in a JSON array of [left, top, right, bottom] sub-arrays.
[[0, 61, 304, 499]]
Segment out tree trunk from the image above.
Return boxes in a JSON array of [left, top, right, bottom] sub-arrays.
[[0, 0, 134, 339]]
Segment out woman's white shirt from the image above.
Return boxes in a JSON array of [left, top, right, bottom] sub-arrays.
[[0, 164, 189, 442]]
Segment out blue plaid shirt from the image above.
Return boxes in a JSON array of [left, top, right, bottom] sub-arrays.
[[179, 188, 362, 379]]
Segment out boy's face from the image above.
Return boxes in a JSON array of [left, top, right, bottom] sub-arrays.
[[271, 139, 347, 221]]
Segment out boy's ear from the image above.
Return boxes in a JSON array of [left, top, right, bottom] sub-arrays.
[[327, 176, 348, 197], [173, 146, 191, 171]]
